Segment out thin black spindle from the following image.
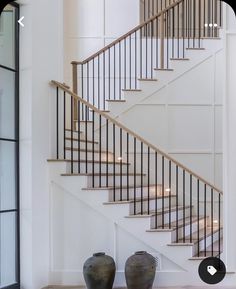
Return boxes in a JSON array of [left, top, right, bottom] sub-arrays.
[[85, 105, 88, 173], [63, 91, 66, 160], [92, 110, 95, 187], [99, 115, 102, 187], [120, 128, 123, 201], [162, 156, 165, 229], [78, 100, 81, 174], [134, 137, 137, 215], [129, 35, 132, 89], [197, 179, 200, 256], [124, 39, 127, 89], [204, 184, 207, 256], [155, 152, 158, 228], [56, 87, 59, 159], [169, 161, 171, 229], [106, 119, 109, 187], [141, 142, 144, 215], [183, 170, 186, 242], [148, 147, 150, 215], [135, 32, 137, 89], [92, 59, 95, 106], [98, 55, 100, 109], [219, 193, 221, 258], [70, 94, 73, 173], [103, 53, 106, 108], [113, 124, 116, 201], [190, 174, 193, 243], [176, 165, 179, 242], [127, 133, 130, 200], [114, 46, 116, 100], [211, 188, 214, 256]]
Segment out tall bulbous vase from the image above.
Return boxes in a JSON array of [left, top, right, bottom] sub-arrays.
[[125, 251, 156, 289], [83, 252, 116, 289]]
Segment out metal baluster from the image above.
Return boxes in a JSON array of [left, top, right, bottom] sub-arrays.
[[85, 104, 88, 173], [183, 170, 186, 242], [211, 188, 214, 256], [193, 0, 196, 47], [78, 100, 81, 174], [140, 28, 143, 78], [167, 11, 169, 68], [106, 119, 109, 187], [119, 41, 121, 100], [178, 4, 180, 57], [151, 21, 153, 78], [146, 24, 148, 78], [81, 65, 84, 120], [155, 151, 158, 228], [169, 161, 172, 229], [190, 174, 193, 243], [204, 184, 207, 256], [134, 137, 137, 215], [162, 156, 165, 229], [99, 115, 102, 187], [98, 55, 100, 109], [70, 94, 73, 173], [92, 110, 95, 187], [141, 142, 144, 215], [219, 193, 221, 258], [199, 0, 201, 47], [148, 147, 150, 215], [120, 128, 123, 201], [124, 38, 127, 89], [114, 45, 116, 100], [113, 124, 116, 201], [176, 165, 179, 242], [93, 59, 95, 106], [135, 31, 137, 89], [197, 179, 200, 256], [129, 35, 132, 89], [109, 48, 111, 100], [127, 133, 130, 200], [103, 53, 106, 109], [63, 91, 66, 160], [56, 87, 59, 159]]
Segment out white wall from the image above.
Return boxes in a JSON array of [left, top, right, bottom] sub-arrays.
[[63, 0, 140, 85], [118, 47, 224, 190], [19, 0, 64, 288], [223, 3, 236, 273]]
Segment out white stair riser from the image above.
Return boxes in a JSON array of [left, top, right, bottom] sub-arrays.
[[86, 175, 146, 187], [66, 139, 99, 150], [171, 218, 207, 242], [129, 196, 177, 215], [108, 185, 163, 201], [192, 229, 223, 256], [66, 150, 114, 162], [150, 207, 191, 228]]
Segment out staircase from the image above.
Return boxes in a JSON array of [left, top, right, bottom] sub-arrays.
[[48, 0, 224, 286]]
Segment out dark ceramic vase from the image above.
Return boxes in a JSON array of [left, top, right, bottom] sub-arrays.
[[125, 251, 156, 289], [83, 252, 116, 289]]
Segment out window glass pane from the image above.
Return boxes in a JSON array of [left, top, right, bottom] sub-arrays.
[[0, 67, 15, 140], [0, 5, 16, 69], [0, 141, 16, 211], [0, 212, 16, 288]]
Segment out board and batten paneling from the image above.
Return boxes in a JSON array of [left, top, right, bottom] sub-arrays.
[[120, 49, 224, 190]]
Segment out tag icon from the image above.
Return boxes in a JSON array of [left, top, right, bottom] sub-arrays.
[[207, 265, 217, 276]]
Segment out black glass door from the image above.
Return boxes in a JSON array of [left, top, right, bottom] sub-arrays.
[[0, 3, 20, 289]]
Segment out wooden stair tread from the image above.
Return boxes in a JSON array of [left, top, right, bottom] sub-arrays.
[[127, 205, 193, 218], [171, 227, 222, 245], [106, 99, 126, 102], [65, 147, 112, 154], [65, 137, 99, 144], [138, 78, 158, 81], [186, 47, 205, 50], [48, 159, 130, 165], [170, 58, 190, 61], [122, 89, 142, 92], [190, 238, 223, 259], [147, 216, 206, 232], [62, 173, 146, 177], [154, 68, 174, 71], [83, 184, 162, 191], [104, 195, 176, 205]]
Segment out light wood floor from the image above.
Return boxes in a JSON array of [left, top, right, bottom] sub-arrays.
[[43, 286, 236, 289]]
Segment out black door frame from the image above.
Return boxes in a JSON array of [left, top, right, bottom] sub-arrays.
[[0, 2, 20, 289]]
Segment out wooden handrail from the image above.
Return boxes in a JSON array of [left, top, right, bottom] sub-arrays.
[[71, 0, 183, 65], [51, 80, 223, 195]]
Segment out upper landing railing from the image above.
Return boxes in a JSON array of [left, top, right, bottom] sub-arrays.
[[71, 0, 222, 114]]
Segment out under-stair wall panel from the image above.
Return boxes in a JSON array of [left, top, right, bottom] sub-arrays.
[[118, 48, 223, 190]]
